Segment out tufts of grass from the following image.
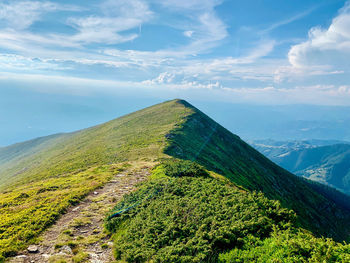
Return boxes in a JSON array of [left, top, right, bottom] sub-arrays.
[[0, 164, 114, 259]]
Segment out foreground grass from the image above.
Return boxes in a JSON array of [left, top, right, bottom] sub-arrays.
[[106, 159, 350, 263], [0, 164, 127, 261], [105, 160, 294, 262]]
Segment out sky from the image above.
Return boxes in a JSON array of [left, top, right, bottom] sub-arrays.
[[1, 0, 350, 145]]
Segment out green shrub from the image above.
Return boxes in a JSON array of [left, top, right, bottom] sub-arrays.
[[106, 175, 294, 262], [218, 227, 350, 263], [156, 158, 210, 178]]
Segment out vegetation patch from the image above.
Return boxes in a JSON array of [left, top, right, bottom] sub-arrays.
[[106, 160, 295, 262], [0, 164, 122, 261], [218, 228, 350, 262]]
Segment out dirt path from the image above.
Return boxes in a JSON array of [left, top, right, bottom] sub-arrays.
[[9, 166, 149, 263]]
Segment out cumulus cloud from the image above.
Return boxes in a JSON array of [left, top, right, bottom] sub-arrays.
[[288, 2, 350, 71], [183, 30, 194, 37]]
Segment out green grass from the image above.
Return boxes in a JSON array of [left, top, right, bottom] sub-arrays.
[[106, 159, 350, 263], [106, 160, 295, 262], [219, 228, 350, 263], [0, 164, 118, 260], [0, 100, 192, 190]]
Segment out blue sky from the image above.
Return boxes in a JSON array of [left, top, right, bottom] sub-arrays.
[[1, 0, 350, 145], [0, 0, 349, 104]]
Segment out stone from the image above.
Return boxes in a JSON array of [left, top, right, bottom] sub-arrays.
[[107, 242, 113, 247], [15, 255, 28, 259], [27, 245, 39, 253], [60, 245, 73, 255], [93, 191, 98, 195], [72, 206, 80, 211]]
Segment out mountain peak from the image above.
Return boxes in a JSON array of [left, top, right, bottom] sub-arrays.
[[1, 100, 350, 241]]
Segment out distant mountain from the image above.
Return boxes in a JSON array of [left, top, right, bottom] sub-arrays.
[[251, 139, 350, 195]]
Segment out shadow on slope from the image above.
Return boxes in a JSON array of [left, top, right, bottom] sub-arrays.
[[164, 100, 350, 242]]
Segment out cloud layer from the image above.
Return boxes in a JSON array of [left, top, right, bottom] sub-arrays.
[[0, 0, 349, 105], [289, 3, 350, 71]]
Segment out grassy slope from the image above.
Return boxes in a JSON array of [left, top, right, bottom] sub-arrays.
[[0, 100, 191, 190], [0, 100, 192, 260], [0, 164, 118, 259], [1, 98, 350, 259], [165, 100, 350, 241]]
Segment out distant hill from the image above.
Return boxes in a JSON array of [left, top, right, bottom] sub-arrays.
[[251, 140, 350, 195], [1, 99, 350, 260]]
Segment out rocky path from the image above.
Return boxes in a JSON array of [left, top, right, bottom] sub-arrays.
[[9, 166, 150, 263]]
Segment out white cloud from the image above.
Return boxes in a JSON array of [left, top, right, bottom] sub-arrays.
[[0, 0, 152, 52], [183, 30, 194, 37], [0, 1, 79, 30], [158, 0, 223, 11], [221, 85, 350, 105], [260, 6, 317, 34], [288, 2, 350, 71], [67, 0, 152, 45], [154, 0, 227, 56], [144, 72, 175, 84]]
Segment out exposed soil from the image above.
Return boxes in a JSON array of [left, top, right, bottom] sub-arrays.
[[8, 165, 150, 263]]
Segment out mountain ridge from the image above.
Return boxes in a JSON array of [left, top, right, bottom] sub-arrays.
[[1, 99, 350, 245]]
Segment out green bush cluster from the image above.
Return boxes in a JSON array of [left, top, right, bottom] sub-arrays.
[[156, 158, 210, 178], [106, 162, 295, 262], [218, 228, 350, 262], [106, 160, 350, 262]]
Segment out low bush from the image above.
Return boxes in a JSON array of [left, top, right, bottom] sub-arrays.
[[106, 161, 295, 262]]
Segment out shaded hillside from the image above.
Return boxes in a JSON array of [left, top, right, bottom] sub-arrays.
[[165, 100, 350, 241], [252, 141, 350, 195]]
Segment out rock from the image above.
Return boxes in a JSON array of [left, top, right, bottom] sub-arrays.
[[14, 255, 28, 262], [93, 191, 98, 195], [16, 255, 28, 259], [42, 254, 50, 259], [72, 206, 80, 211], [60, 245, 73, 255], [27, 245, 39, 253]]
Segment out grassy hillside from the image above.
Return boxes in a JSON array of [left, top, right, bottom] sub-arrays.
[[1, 99, 350, 260], [0, 100, 192, 260], [0, 100, 191, 190], [164, 100, 350, 241]]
